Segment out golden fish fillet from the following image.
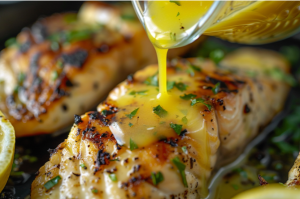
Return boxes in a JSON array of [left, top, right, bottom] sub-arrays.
[[31, 48, 290, 198], [0, 2, 200, 137]]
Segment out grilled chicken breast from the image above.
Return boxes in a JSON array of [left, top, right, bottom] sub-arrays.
[[0, 2, 201, 137], [31, 48, 290, 198], [286, 153, 300, 187]]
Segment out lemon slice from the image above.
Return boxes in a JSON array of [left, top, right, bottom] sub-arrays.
[[0, 111, 15, 192], [232, 184, 300, 199]]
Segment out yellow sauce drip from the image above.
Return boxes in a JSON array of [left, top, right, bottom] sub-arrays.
[[205, 1, 300, 44]]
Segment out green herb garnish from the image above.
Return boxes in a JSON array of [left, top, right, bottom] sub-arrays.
[[5, 37, 17, 47], [151, 171, 164, 185], [79, 163, 86, 169], [171, 157, 187, 187], [231, 184, 239, 190], [180, 94, 196, 100], [191, 98, 212, 111], [210, 49, 225, 64], [51, 71, 58, 81], [50, 41, 59, 51], [64, 13, 77, 23], [265, 67, 296, 86], [109, 173, 118, 182], [129, 90, 148, 95], [170, 1, 181, 6], [130, 138, 138, 150], [121, 13, 136, 20], [153, 105, 168, 118], [144, 72, 158, 86], [170, 123, 182, 135], [126, 108, 139, 119], [91, 188, 98, 193], [176, 12, 180, 17], [181, 116, 188, 125], [212, 82, 220, 94], [129, 122, 133, 127], [110, 158, 119, 162], [182, 146, 188, 154], [44, 175, 62, 190], [174, 82, 188, 91], [167, 81, 175, 91]]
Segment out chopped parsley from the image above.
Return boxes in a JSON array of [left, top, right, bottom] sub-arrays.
[[109, 173, 118, 182], [129, 122, 133, 127], [209, 49, 225, 64], [182, 146, 188, 154], [44, 175, 62, 190], [65, 29, 93, 43], [18, 73, 26, 83], [170, 32, 176, 41], [110, 158, 119, 162], [50, 41, 59, 51], [153, 105, 168, 118], [126, 108, 139, 119], [167, 81, 175, 91], [79, 163, 87, 169], [212, 82, 221, 94], [190, 64, 201, 72], [130, 138, 139, 150], [231, 184, 239, 190], [151, 171, 164, 185], [129, 90, 148, 95], [144, 72, 158, 86], [170, 0, 181, 6], [172, 157, 188, 187], [160, 121, 166, 125], [91, 188, 98, 193], [180, 93, 196, 100], [5, 37, 17, 47], [101, 110, 113, 117], [51, 71, 58, 81], [174, 82, 188, 91], [191, 98, 212, 111], [176, 12, 180, 17], [121, 13, 136, 21], [181, 116, 188, 125], [264, 67, 296, 86], [170, 123, 182, 135]]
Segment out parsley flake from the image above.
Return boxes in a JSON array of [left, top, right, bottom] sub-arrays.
[[212, 82, 220, 94], [186, 64, 201, 77], [51, 71, 58, 81], [130, 138, 139, 150], [126, 108, 139, 119], [172, 157, 188, 187], [167, 81, 175, 91], [79, 163, 87, 169], [44, 175, 62, 190], [110, 158, 119, 162], [170, 1, 181, 6], [109, 173, 118, 182], [177, 12, 180, 17], [210, 49, 225, 64], [129, 90, 148, 95], [91, 188, 98, 193], [153, 105, 168, 118], [174, 82, 188, 91], [182, 146, 188, 154], [231, 184, 239, 190], [191, 98, 212, 111], [144, 72, 158, 86], [182, 116, 188, 124], [5, 37, 17, 47], [151, 171, 164, 185], [180, 93, 196, 100], [129, 122, 133, 127], [170, 123, 182, 135]]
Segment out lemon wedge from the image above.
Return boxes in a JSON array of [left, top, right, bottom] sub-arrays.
[[232, 184, 300, 199], [0, 111, 15, 192]]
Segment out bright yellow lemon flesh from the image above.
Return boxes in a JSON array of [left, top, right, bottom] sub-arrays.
[[0, 111, 15, 192], [232, 184, 300, 199]]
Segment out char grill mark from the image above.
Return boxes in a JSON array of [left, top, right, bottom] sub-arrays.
[[61, 49, 88, 68], [31, 21, 48, 43], [96, 150, 110, 168]]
